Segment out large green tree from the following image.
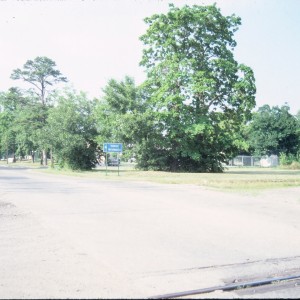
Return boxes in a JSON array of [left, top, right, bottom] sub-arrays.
[[138, 4, 256, 172], [10, 56, 67, 165], [47, 90, 99, 170], [96, 76, 147, 160], [0, 92, 16, 160], [0, 88, 31, 161], [246, 104, 299, 156], [11, 56, 67, 106]]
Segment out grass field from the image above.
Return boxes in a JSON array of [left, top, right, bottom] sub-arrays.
[[1, 160, 300, 190]]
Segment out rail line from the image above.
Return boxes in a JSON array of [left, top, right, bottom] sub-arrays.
[[149, 273, 300, 299], [140, 255, 300, 278]]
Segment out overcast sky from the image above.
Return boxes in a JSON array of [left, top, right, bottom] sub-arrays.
[[1, 0, 300, 114]]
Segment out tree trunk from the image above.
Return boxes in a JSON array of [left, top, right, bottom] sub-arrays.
[[42, 149, 47, 166], [50, 148, 54, 168]]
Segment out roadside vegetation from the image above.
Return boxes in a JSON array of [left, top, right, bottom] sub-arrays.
[[1, 3, 300, 173], [40, 165, 300, 190], [1, 160, 299, 191], [31, 166, 300, 190]]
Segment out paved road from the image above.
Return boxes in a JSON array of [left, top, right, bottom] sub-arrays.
[[1, 166, 300, 298]]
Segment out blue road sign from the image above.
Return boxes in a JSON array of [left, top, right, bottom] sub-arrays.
[[103, 143, 123, 153]]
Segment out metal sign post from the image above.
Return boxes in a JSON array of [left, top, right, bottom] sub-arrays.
[[105, 152, 108, 176], [117, 153, 120, 176]]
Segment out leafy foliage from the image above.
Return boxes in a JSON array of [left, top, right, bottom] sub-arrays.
[[11, 56, 67, 105], [95, 76, 146, 160], [137, 4, 256, 172], [246, 104, 299, 156], [10, 56, 67, 165], [4, 11, 300, 173], [47, 90, 99, 170], [0, 88, 32, 159]]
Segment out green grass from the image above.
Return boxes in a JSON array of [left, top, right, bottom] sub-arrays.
[[104, 167, 300, 190], [0, 160, 43, 168], [2, 160, 300, 190]]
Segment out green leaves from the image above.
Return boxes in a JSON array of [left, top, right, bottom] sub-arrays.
[[246, 104, 299, 156], [47, 90, 99, 170], [0, 88, 37, 159], [11, 57, 67, 85], [11, 56, 67, 105], [137, 3, 256, 172], [7, 56, 68, 165], [102, 76, 142, 114]]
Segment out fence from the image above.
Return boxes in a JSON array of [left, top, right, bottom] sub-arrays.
[[227, 155, 279, 167]]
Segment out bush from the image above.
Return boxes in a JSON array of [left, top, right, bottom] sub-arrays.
[[279, 152, 300, 165], [279, 152, 300, 169], [289, 161, 300, 169]]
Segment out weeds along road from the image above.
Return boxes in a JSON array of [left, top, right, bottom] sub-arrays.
[[1, 166, 300, 298]]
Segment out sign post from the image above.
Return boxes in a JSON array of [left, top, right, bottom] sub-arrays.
[[103, 143, 123, 176]]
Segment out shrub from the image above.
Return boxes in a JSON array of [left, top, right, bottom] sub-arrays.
[[289, 161, 300, 169], [279, 152, 300, 166]]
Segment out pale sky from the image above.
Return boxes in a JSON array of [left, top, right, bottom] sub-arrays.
[[1, 0, 300, 114]]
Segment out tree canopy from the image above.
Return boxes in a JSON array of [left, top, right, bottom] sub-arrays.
[[47, 90, 99, 170], [10, 56, 67, 165], [246, 104, 299, 156], [11, 56, 67, 105], [0, 88, 35, 161], [2, 6, 300, 171], [137, 4, 256, 172]]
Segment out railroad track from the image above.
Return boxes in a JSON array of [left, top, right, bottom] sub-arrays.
[[147, 257, 300, 299], [149, 273, 300, 299]]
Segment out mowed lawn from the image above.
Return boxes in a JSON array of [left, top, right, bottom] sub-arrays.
[[94, 166, 300, 190], [3, 161, 299, 190]]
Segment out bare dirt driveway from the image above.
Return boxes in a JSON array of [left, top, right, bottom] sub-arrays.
[[1, 166, 300, 299]]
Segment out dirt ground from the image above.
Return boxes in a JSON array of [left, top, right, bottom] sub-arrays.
[[1, 166, 300, 298]]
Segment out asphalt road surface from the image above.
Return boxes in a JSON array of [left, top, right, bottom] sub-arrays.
[[1, 166, 300, 298]]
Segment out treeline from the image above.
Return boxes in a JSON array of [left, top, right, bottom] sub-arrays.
[[1, 4, 299, 172]]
